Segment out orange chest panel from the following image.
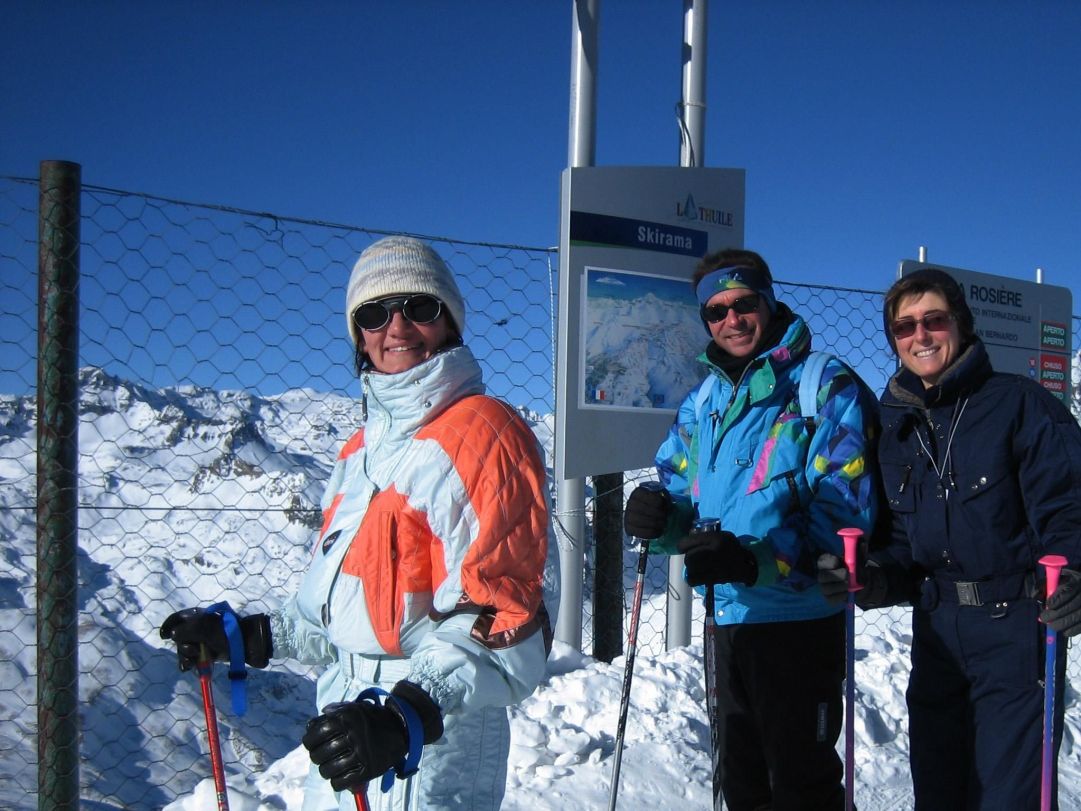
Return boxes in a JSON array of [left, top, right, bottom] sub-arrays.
[[339, 486, 448, 653]]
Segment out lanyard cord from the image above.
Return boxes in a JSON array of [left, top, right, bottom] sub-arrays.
[[915, 397, 969, 499]]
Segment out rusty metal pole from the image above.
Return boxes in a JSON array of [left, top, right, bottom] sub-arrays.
[[37, 159, 81, 811]]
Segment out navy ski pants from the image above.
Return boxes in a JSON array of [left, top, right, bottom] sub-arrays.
[[908, 596, 1068, 811], [709, 612, 847, 811]]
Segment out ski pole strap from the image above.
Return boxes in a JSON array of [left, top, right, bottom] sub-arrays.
[[205, 601, 248, 716], [355, 687, 425, 794]]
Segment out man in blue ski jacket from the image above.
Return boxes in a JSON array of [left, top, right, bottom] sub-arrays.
[[625, 248, 880, 811]]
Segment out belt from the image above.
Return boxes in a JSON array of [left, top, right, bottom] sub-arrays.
[[932, 571, 1036, 607]]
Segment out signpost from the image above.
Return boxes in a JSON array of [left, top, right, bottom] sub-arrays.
[[556, 165, 745, 480]]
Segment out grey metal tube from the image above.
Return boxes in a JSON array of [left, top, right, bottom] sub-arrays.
[[556, 0, 601, 650], [679, 0, 708, 168], [667, 0, 709, 651]]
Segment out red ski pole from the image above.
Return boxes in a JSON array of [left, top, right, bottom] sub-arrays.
[[353, 788, 369, 810], [1039, 554, 1068, 811], [196, 645, 231, 811], [838, 528, 864, 811]]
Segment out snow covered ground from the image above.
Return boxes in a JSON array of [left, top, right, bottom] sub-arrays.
[[163, 604, 1081, 811]]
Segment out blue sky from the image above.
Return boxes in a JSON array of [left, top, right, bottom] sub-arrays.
[[4, 1, 1080, 311]]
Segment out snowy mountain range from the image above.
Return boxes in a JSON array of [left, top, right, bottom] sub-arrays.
[[585, 291, 704, 409], [0, 367, 548, 809]]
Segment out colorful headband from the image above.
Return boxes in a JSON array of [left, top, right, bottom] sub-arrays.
[[695, 265, 775, 308]]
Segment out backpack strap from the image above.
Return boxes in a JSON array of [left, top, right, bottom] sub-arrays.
[[693, 372, 719, 420], [799, 351, 833, 423]]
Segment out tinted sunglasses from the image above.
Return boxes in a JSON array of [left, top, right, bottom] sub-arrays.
[[889, 311, 954, 339], [352, 294, 443, 332], [700, 293, 760, 323]]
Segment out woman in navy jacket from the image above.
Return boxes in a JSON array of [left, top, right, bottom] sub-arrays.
[[818, 267, 1081, 810]]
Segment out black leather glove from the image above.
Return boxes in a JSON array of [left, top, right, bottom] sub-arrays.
[[677, 529, 757, 587], [302, 681, 444, 793], [1042, 568, 1081, 637], [816, 551, 889, 609], [159, 607, 272, 671], [624, 483, 671, 540]]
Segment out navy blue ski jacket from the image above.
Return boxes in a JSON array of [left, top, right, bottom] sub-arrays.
[[874, 337, 1081, 600]]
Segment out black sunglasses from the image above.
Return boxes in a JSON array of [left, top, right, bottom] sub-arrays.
[[700, 293, 760, 323], [889, 311, 954, 339], [352, 294, 443, 332]]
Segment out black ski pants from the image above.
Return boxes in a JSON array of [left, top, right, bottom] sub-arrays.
[[709, 612, 847, 811], [908, 597, 1068, 811]]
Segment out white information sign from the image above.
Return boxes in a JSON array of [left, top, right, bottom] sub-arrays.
[[557, 166, 746, 480]]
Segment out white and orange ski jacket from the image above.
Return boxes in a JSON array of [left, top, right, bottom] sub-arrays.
[[270, 346, 559, 718]]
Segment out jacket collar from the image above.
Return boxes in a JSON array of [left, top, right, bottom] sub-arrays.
[[361, 346, 485, 438], [700, 303, 811, 404]]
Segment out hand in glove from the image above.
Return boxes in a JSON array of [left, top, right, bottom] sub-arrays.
[[159, 606, 272, 671], [302, 681, 444, 793], [1042, 568, 1081, 637], [677, 529, 757, 587], [624, 483, 671, 541], [816, 551, 888, 609]]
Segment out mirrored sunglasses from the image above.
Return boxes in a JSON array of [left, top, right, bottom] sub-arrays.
[[352, 294, 443, 332], [889, 311, 954, 339], [700, 293, 760, 324]]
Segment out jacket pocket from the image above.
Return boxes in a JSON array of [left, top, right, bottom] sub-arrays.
[[880, 461, 915, 514]]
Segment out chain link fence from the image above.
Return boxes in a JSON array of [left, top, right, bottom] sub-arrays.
[[2, 169, 1079, 808]]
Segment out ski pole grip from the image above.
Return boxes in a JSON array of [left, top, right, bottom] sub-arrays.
[[838, 528, 864, 592], [632, 480, 667, 546], [1040, 554, 1068, 597]]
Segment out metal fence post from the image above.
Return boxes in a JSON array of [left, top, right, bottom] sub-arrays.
[[593, 472, 624, 662], [37, 159, 81, 810]]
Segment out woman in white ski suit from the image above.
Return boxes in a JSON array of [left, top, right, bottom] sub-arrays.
[[162, 236, 559, 811]]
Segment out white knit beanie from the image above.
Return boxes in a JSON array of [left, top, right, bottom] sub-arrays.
[[345, 236, 466, 345]]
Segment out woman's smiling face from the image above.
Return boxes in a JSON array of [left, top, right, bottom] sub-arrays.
[[892, 290, 962, 388], [358, 297, 453, 374]]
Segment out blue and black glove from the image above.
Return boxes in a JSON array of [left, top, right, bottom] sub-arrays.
[[677, 529, 757, 587], [302, 680, 444, 793], [159, 606, 272, 671], [1042, 568, 1081, 637]]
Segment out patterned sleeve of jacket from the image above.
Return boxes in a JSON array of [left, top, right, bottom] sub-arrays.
[[1013, 379, 1081, 564], [651, 380, 707, 555], [404, 395, 559, 715], [754, 360, 880, 586]]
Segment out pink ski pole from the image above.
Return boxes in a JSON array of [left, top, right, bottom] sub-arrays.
[[1039, 554, 1068, 811], [838, 528, 864, 811]]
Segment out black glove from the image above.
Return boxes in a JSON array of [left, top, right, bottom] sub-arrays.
[[816, 553, 852, 606], [677, 529, 757, 587], [1042, 568, 1081, 637], [159, 607, 272, 671], [302, 680, 444, 793], [624, 483, 671, 540], [816, 551, 889, 609]]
